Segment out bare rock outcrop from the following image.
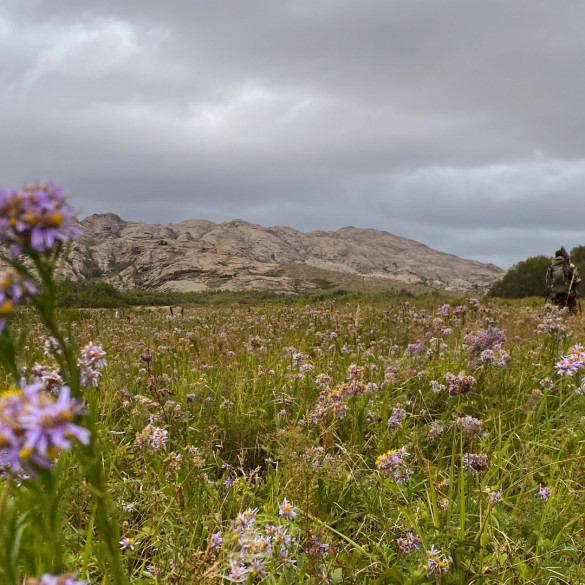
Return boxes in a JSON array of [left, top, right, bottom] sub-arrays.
[[47, 215, 504, 294]]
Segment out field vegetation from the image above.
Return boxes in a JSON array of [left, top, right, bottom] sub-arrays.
[[3, 184, 585, 584], [5, 285, 585, 583], [53, 278, 443, 310]]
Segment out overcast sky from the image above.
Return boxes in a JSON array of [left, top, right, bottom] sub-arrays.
[[2, 1, 585, 268]]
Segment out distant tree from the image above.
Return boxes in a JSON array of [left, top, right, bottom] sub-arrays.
[[487, 255, 551, 299], [570, 246, 585, 280], [570, 245, 585, 264], [56, 279, 125, 308]]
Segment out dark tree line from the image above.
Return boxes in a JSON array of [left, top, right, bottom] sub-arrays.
[[487, 246, 585, 299]]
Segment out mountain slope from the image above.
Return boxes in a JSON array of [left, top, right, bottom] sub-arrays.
[[58, 214, 504, 294]]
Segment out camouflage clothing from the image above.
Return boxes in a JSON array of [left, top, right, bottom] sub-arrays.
[[567, 263, 581, 314], [546, 253, 580, 314]]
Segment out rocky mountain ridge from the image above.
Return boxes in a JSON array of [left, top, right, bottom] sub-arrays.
[[55, 213, 504, 294]]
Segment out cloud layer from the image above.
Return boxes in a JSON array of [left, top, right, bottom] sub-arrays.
[[2, 1, 585, 268]]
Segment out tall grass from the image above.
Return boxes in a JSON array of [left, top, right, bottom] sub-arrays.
[[3, 286, 585, 583]]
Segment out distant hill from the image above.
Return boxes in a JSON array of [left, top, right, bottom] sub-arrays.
[[43, 213, 504, 295]]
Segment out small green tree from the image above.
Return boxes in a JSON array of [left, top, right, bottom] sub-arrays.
[[487, 255, 551, 298], [56, 279, 126, 308]]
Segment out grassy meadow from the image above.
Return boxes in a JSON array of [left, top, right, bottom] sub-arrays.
[[4, 293, 585, 584]]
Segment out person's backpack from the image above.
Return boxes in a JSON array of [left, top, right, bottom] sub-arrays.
[[550, 256, 570, 293]]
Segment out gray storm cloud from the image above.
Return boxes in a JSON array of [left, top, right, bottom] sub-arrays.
[[1, 0, 585, 268]]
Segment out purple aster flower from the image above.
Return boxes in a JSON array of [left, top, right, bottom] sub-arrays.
[[477, 349, 495, 365], [456, 415, 483, 436], [225, 561, 248, 582], [39, 574, 87, 585], [444, 371, 476, 397], [405, 342, 423, 356], [0, 383, 89, 476], [346, 364, 364, 380], [119, 536, 139, 551], [465, 326, 507, 356], [429, 379, 446, 393], [80, 366, 102, 388], [30, 363, 63, 394], [19, 385, 89, 458], [44, 336, 69, 358], [0, 425, 20, 472], [460, 453, 489, 473], [425, 545, 452, 577], [235, 507, 259, 529], [80, 341, 107, 368], [497, 349, 510, 367], [397, 532, 422, 554], [538, 484, 552, 500], [266, 524, 292, 549], [556, 355, 580, 376], [251, 535, 271, 554], [210, 531, 223, 550], [437, 304, 451, 316], [278, 498, 297, 520], [249, 557, 266, 578], [315, 373, 332, 385], [375, 448, 412, 483], [149, 427, 168, 451], [0, 270, 36, 332], [0, 182, 82, 256], [486, 489, 503, 503], [387, 406, 407, 431], [278, 547, 296, 567]]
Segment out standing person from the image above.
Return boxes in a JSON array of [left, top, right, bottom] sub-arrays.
[[546, 247, 580, 314]]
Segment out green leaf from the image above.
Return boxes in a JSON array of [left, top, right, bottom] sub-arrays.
[[330, 567, 343, 584]]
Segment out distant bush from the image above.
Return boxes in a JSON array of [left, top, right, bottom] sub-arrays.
[[55, 280, 446, 308], [80, 252, 103, 279], [122, 288, 291, 306], [56, 279, 125, 308], [486, 255, 550, 299]]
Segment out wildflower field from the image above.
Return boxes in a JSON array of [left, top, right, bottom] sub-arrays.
[[3, 184, 585, 584]]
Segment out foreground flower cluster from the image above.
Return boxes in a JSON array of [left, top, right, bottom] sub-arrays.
[[0, 182, 129, 585], [556, 343, 585, 376], [209, 500, 331, 583], [0, 181, 80, 256], [0, 382, 89, 475]]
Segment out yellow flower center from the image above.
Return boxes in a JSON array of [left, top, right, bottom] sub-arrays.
[[24, 210, 37, 225], [50, 212, 64, 226], [1, 387, 22, 398]]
